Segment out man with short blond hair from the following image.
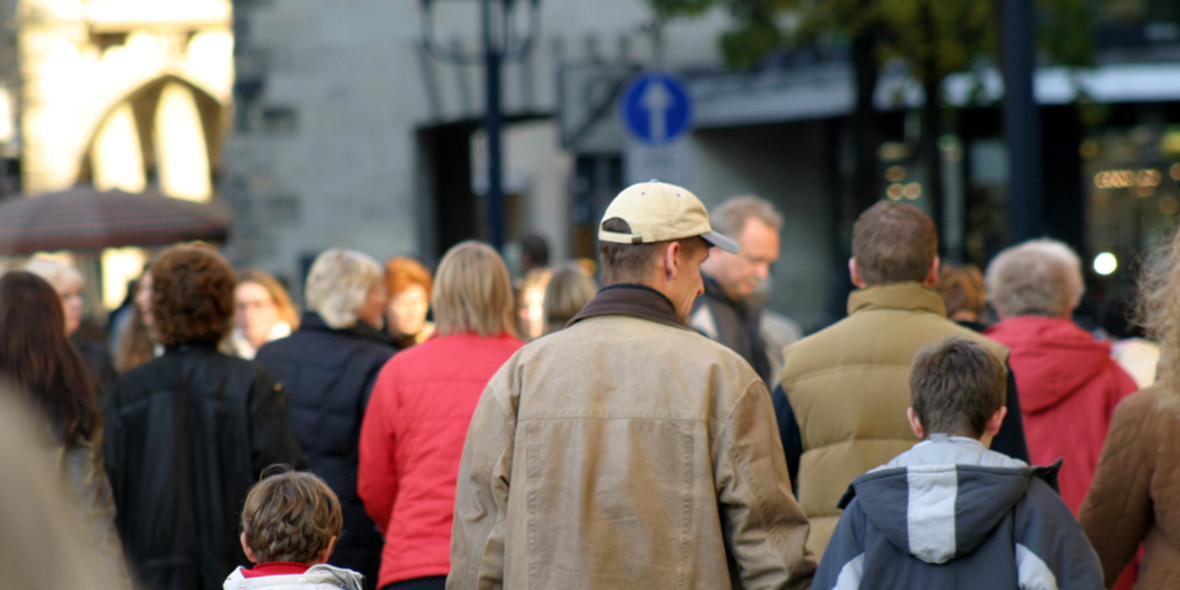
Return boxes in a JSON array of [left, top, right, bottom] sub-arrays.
[[449, 181, 816, 590], [773, 200, 1029, 558]]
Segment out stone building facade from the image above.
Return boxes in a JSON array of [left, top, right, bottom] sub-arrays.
[[222, 0, 729, 293]]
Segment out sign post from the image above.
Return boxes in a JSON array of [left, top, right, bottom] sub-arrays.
[[621, 72, 694, 187]]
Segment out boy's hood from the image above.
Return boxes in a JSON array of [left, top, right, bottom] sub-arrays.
[[985, 316, 1113, 413], [224, 564, 365, 590], [841, 437, 1058, 564]]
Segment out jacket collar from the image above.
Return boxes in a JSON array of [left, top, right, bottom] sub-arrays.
[[569, 284, 687, 330], [163, 342, 220, 354], [847, 282, 946, 317], [299, 311, 396, 346], [702, 274, 736, 306], [701, 274, 758, 314]]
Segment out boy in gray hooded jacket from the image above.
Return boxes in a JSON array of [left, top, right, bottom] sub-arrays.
[[813, 338, 1103, 590]]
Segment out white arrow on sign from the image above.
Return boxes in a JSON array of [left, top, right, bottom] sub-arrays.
[[640, 80, 673, 141]]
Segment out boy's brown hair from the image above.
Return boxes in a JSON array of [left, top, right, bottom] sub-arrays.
[[909, 338, 1006, 438], [241, 466, 342, 564]]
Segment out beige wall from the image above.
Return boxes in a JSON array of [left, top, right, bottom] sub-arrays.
[[223, 0, 731, 285]]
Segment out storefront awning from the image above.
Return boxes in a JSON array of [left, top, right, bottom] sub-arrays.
[[691, 61, 1180, 129]]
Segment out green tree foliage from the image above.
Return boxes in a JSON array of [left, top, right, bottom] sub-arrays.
[[652, 0, 1103, 243], [652, 0, 1099, 75]]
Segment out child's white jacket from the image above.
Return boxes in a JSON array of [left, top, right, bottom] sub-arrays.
[[223, 564, 363, 590]]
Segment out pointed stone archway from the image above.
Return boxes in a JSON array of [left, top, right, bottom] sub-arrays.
[[85, 76, 225, 202], [19, 0, 234, 195]]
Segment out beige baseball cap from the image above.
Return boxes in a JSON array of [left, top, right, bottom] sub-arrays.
[[598, 180, 740, 254]]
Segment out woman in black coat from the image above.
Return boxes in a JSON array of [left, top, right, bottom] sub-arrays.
[[255, 248, 394, 590], [104, 245, 306, 590]]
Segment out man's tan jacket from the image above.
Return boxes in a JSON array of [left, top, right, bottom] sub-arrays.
[[448, 286, 816, 590], [779, 282, 1011, 557]]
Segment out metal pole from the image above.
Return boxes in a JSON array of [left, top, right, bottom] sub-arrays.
[[1002, 0, 1043, 243], [482, 0, 506, 251], [941, 136, 965, 264]]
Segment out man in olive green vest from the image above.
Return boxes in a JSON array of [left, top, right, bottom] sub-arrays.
[[772, 201, 1029, 558]]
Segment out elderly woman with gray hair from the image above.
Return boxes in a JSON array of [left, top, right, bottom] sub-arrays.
[[983, 239, 1137, 516], [254, 248, 394, 589], [24, 258, 119, 399]]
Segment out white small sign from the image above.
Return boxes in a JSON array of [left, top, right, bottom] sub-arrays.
[[625, 139, 694, 189]]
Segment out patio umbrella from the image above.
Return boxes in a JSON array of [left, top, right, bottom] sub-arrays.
[[0, 187, 233, 254]]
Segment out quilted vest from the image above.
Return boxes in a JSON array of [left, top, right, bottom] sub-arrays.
[[778, 282, 1010, 557]]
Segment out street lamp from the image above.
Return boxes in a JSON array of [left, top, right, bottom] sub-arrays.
[[420, 0, 542, 252]]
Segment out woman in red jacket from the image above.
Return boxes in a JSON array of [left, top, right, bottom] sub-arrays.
[[983, 238, 1138, 515], [358, 241, 523, 590]]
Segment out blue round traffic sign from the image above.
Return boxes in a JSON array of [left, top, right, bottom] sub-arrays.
[[621, 72, 693, 145]]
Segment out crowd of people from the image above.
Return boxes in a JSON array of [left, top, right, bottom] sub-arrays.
[[0, 180, 1177, 589]]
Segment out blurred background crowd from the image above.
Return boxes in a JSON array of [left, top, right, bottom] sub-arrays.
[[0, 199, 1173, 589], [0, 0, 1177, 588]]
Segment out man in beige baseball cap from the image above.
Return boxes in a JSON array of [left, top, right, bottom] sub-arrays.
[[591, 179, 739, 323], [449, 180, 816, 590], [598, 180, 740, 254]]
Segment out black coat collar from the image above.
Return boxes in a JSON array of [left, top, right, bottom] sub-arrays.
[[298, 312, 396, 346], [569, 284, 686, 330]]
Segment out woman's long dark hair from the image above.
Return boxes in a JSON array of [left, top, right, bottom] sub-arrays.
[[0, 271, 99, 443]]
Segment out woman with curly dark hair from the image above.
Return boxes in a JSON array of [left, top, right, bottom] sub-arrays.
[[104, 244, 306, 590], [0, 271, 129, 586]]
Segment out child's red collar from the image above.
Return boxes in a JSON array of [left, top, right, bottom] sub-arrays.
[[241, 562, 312, 578]]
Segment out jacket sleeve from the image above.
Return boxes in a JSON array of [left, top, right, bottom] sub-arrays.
[[991, 361, 1030, 462], [446, 367, 517, 590], [358, 360, 400, 533], [811, 498, 865, 590], [770, 384, 803, 489], [1078, 391, 1153, 588], [59, 434, 131, 585], [359, 349, 394, 416], [247, 367, 308, 474], [1014, 478, 1104, 590], [716, 379, 817, 590], [103, 379, 128, 544], [92, 346, 119, 407]]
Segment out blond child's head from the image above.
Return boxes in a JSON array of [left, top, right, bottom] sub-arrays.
[[240, 466, 342, 565]]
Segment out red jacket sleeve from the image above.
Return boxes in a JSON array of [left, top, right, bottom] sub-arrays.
[[358, 358, 401, 534]]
